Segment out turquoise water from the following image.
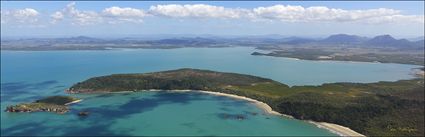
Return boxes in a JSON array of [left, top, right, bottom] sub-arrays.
[[1, 47, 419, 136]]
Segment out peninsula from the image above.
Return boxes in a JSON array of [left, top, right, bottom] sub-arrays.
[[67, 68, 424, 136], [252, 49, 424, 66]]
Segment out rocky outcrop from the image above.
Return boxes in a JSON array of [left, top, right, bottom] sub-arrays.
[[78, 111, 90, 116], [5, 103, 69, 114], [5, 96, 80, 114]]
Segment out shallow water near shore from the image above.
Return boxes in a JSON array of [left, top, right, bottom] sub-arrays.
[[1, 47, 419, 136], [1, 91, 336, 136]]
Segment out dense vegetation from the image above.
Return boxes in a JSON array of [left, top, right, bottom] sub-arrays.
[[68, 68, 278, 93], [35, 96, 79, 105], [6, 96, 79, 114], [69, 68, 424, 136]]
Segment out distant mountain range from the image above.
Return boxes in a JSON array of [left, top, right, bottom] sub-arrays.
[[146, 37, 220, 45], [281, 34, 424, 49], [1, 34, 424, 50], [365, 35, 411, 47], [321, 34, 368, 44]]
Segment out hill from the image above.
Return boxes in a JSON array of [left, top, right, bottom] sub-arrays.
[[365, 35, 414, 48], [67, 68, 279, 93], [320, 34, 368, 44]]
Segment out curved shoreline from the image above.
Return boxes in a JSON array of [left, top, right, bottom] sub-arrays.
[[64, 99, 83, 106], [412, 68, 425, 77], [138, 89, 365, 136]]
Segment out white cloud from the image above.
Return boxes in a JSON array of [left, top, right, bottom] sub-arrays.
[[102, 6, 148, 23], [148, 4, 249, 19], [49, 2, 102, 25], [4, 2, 421, 26], [365, 15, 424, 24], [51, 3, 149, 25], [50, 11, 64, 24], [1, 8, 40, 24], [252, 5, 408, 23], [103, 7, 147, 17], [147, 4, 423, 24], [64, 2, 102, 25]]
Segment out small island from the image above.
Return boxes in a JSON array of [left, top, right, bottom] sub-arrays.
[[5, 96, 81, 114], [67, 68, 424, 136]]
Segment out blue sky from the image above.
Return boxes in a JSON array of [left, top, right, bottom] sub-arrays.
[[1, 1, 424, 38]]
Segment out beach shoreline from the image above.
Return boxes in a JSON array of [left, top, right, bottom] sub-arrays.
[[194, 90, 365, 137], [64, 99, 83, 106], [195, 90, 294, 118], [309, 121, 365, 137], [412, 68, 425, 77], [134, 89, 365, 136]]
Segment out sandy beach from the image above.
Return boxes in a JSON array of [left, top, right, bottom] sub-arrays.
[[64, 99, 83, 106], [194, 90, 365, 137], [409, 68, 425, 78], [309, 121, 365, 137], [196, 90, 293, 118]]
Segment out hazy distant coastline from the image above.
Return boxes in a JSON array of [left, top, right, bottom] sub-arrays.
[[1, 34, 423, 51], [2, 34, 424, 66]]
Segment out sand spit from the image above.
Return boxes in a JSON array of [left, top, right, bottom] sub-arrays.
[[64, 99, 82, 106]]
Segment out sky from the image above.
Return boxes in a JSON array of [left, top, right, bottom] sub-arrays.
[[1, 1, 424, 38]]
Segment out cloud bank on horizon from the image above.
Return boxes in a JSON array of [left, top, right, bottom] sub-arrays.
[[1, 2, 424, 26]]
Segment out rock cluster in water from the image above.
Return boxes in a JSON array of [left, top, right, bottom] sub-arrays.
[[5, 104, 69, 114], [5, 96, 79, 114], [78, 111, 90, 116], [219, 113, 247, 120]]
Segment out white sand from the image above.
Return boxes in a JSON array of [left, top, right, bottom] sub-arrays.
[[318, 56, 333, 59], [309, 121, 365, 137], [409, 68, 425, 78], [64, 99, 82, 106]]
